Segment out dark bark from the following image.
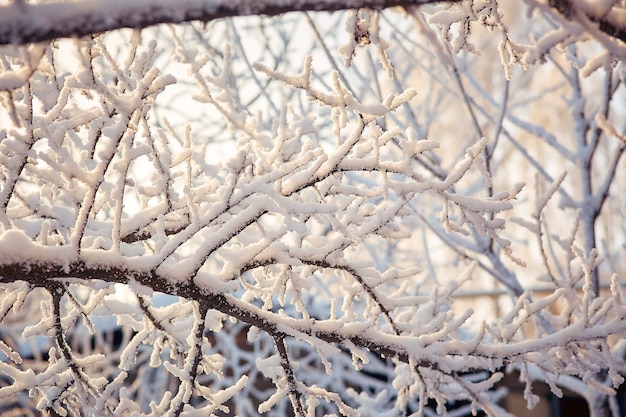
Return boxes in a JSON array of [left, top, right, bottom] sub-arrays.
[[0, 0, 458, 45], [2, 0, 623, 46], [549, 0, 626, 42]]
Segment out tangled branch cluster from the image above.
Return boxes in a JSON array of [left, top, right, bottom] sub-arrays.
[[0, 4, 625, 417]]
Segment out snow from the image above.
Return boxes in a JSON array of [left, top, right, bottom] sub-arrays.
[[0, 72, 24, 91], [0, 229, 76, 266], [575, 0, 618, 18], [0, 2, 625, 416]]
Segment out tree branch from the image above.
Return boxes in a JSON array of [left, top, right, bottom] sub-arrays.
[[0, 0, 458, 46], [548, 0, 626, 43], [1, 0, 624, 47], [274, 335, 306, 417]]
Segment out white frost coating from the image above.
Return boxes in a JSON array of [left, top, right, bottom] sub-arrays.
[[428, 8, 469, 26], [119, 328, 150, 371], [0, 72, 25, 91], [0, 0, 224, 29], [0, 229, 76, 266], [523, 28, 570, 65], [440, 138, 488, 189], [256, 354, 283, 380], [258, 387, 290, 414]]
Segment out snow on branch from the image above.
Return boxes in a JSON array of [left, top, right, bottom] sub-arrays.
[[0, 5, 625, 417], [0, 29, 523, 415], [1, 0, 625, 51], [0, 0, 460, 46]]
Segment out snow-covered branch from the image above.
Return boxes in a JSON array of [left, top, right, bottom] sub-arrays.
[[0, 0, 459, 45], [0, 3, 624, 416], [1, 0, 626, 49]]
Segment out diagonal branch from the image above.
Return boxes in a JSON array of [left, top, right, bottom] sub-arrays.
[[548, 0, 626, 43]]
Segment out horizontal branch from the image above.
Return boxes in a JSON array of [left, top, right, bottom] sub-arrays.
[[0, 257, 415, 364], [2, 256, 624, 391], [0, 0, 457, 46], [1, 0, 624, 48]]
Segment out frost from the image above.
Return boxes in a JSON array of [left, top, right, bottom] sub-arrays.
[[0, 72, 25, 90], [0, 3, 625, 417], [0, 229, 76, 266]]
